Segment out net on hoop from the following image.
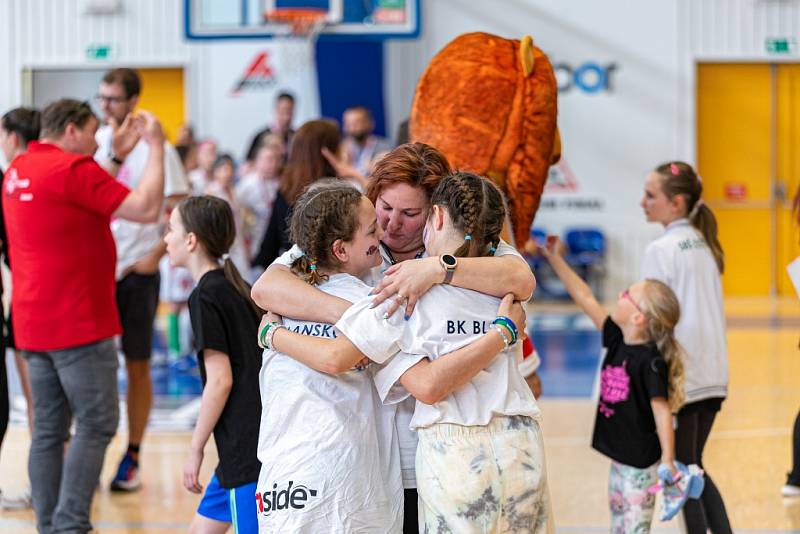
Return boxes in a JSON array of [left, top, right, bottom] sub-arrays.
[[264, 7, 329, 39]]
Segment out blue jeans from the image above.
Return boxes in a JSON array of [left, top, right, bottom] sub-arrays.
[[23, 338, 119, 534]]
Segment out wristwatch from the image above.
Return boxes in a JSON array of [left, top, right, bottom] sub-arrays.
[[108, 151, 125, 166], [439, 254, 458, 284]]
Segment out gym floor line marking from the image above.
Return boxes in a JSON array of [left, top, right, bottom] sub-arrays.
[[0, 518, 190, 529]]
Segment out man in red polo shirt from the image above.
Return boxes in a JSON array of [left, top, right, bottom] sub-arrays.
[[2, 98, 165, 534]]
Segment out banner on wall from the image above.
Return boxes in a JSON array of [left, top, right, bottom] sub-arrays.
[[200, 41, 320, 158], [538, 159, 607, 215]]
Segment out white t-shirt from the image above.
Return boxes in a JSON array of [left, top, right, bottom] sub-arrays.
[[641, 218, 728, 403], [95, 125, 190, 279], [256, 273, 402, 533], [272, 239, 530, 487], [336, 285, 541, 429], [235, 173, 280, 254]]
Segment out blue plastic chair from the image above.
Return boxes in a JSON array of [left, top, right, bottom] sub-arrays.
[[564, 228, 606, 266], [564, 227, 606, 298]]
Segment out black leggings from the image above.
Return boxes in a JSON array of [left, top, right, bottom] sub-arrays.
[[403, 488, 418, 534], [788, 410, 800, 486], [675, 400, 732, 534]]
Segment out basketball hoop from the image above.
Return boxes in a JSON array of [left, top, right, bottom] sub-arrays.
[[265, 7, 329, 39]]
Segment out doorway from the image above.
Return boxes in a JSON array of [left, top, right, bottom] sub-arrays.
[[697, 63, 800, 296], [29, 67, 185, 144]]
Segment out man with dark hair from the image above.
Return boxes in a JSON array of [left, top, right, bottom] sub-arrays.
[[95, 68, 190, 492], [3, 98, 165, 533], [342, 105, 391, 176], [0, 107, 41, 511], [244, 91, 295, 164]]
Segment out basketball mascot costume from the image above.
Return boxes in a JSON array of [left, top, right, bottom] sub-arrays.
[[411, 31, 560, 248]]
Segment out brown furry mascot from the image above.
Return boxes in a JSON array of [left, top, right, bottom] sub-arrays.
[[411, 32, 560, 248]]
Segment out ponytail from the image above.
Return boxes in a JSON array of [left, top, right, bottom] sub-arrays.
[[655, 161, 725, 274], [221, 256, 264, 318], [653, 331, 686, 412], [689, 202, 725, 274], [640, 279, 686, 413], [177, 196, 264, 318]]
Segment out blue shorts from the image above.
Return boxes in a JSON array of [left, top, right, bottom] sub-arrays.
[[197, 474, 258, 534]]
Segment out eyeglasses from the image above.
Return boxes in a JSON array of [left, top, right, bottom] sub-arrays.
[[94, 94, 129, 105], [621, 288, 644, 313]]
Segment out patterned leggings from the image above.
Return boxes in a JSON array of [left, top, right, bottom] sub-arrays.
[[608, 461, 657, 534]]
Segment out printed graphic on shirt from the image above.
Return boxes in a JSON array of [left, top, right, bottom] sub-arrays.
[[598, 360, 630, 418], [256, 480, 319, 518], [677, 238, 708, 251], [445, 319, 495, 335], [4, 168, 34, 201], [285, 322, 338, 338]]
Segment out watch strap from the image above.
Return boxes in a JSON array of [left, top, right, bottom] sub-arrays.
[[109, 152, 125, 166]]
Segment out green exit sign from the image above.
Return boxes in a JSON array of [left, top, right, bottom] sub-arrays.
[[86, 44, 113, 60], [766, 38, 796, 54]]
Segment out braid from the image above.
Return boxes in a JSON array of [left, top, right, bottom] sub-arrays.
[[289, 180, 362, 285], [453, 175, 481, 257], [431, 171, 507, 258]]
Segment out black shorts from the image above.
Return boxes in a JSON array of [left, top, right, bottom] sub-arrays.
[[4, 310, 14, 351], [116, 272, 161, 361]]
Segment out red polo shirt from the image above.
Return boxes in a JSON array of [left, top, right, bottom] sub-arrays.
[[3, 142, 130, 351]]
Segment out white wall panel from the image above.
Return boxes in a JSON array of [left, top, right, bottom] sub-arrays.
[[10, 0, 189, 69], [0, 0, 797, 292]]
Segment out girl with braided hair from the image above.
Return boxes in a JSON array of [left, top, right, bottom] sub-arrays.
[[260, 172, 548, 532], [254, 180, 404, 533]]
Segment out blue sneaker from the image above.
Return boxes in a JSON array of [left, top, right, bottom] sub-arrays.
[[657, 461, 705, 521], [110, 452, 141, 492]]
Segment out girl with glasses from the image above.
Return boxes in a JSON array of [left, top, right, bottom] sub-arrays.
[[539, 236, 685, 534]]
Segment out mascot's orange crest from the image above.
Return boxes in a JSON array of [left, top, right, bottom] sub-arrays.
[[410, 32, 560, 248]]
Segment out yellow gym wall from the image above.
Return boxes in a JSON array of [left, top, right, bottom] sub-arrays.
[[697, 63, 800, 296]]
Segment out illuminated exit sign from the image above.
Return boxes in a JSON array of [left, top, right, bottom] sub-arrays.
[[766, 38, 797, 54], [87, 44, 114, 60]]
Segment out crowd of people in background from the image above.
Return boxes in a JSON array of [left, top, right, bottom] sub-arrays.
[[1, 64, 793, 534]]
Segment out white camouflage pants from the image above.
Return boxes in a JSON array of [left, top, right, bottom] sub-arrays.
[[416, 415, 551, 533]]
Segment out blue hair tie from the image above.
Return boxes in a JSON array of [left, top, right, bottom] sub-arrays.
[[309, 264, 317, 271], [464, 234, 472, 241], [489, 246, 497, 254]]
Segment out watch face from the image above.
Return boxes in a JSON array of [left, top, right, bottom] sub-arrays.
[[442, 254, 457, 267]]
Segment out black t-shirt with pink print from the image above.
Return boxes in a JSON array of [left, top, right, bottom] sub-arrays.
[[592, 317, 669, 468]]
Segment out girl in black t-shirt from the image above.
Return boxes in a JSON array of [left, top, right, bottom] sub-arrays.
[[540, 236, 685, 534], [164, 195, 264, 534]]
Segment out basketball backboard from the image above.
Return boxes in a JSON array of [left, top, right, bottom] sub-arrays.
[[185, 0, 420, 40]]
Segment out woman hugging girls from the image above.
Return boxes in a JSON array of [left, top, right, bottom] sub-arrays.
[[539, 237, 685, 534], [164, 196, 263, 534], [261, 171, 550, 533]]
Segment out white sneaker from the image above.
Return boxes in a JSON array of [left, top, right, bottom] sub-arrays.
[[0, 487, 32, 510], [781, 484, 800, 497]]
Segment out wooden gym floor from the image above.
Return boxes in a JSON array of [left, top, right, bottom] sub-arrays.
[[0, 297, 798, 533]]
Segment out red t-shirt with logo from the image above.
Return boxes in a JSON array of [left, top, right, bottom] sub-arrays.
[[3, 142, 130, 351]]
